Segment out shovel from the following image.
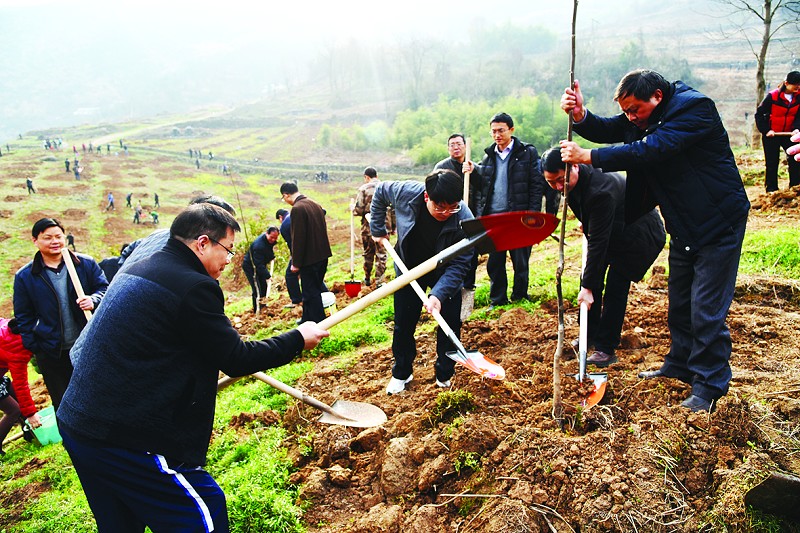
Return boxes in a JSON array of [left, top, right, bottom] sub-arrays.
[[576, 237, 607, 408], [382, 240, 504, 380], [61, 249, 92, 321], [345, 199, 361, 297], [744, 471, 800, 521], [219, 211, 558, 424], [264, 260, 275, 300]]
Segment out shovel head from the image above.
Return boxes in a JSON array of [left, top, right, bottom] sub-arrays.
[[744, 472, 800, 521], [446, 350, 506, 380], [461, 211, 558, 255], [317, 400, 387, 428], [574, 372, 608, 408]]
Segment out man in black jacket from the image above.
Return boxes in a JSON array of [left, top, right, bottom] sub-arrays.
[[541, 148, 665, 367], [242, 226, 279, 312], [464, 113, 545, 306], [559, 69, 750, 412], [57, 203, 328, 532]]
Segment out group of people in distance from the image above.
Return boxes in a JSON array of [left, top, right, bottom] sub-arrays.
[[1, 67, 799, 532]]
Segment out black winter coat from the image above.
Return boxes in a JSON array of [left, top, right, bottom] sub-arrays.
[[473, 137, 544, 216], [568, 165, 666, 289]]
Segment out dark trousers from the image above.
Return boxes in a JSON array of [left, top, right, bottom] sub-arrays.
[[662, 219, 746, 401], [585, 266, 631, 355], [285, 260, 302, 304], [487, 246, 532, 305], [300, 259, 328, 323], [59, 424, 228, 533], [391, 281, 460, 383], [35, 350, 74, 410], [763, 134, 800, 191], [244, 268, 267, 312]]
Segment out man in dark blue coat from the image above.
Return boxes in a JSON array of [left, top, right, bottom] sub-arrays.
[[242, 226, 279, 312], [560, 69, 750, 412], [57, 203, 328, 532], [464, 113, 545, 306], [541, 148, 666, 367], [13, 218, 108, 409]]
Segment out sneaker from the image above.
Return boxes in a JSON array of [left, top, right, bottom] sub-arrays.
[[21, 423, 34, 443], [571, 338, 580, 350], [586, 350, 618, 368], [435, 379, 451, 388], [283, 303, 296, 309], [386, 374, 413, 395]]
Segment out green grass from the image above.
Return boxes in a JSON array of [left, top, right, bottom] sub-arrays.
[[740, 228, 800, 278]]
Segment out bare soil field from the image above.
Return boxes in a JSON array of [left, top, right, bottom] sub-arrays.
[[4, 151, 800, 531]]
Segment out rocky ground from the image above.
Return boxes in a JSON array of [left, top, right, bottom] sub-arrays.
[[220, 186, 800, 532]]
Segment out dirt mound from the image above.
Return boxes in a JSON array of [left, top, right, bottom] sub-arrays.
[[749, 185, 800, 211]]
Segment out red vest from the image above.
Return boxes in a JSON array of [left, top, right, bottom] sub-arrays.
[[768, 88, 800, 132]]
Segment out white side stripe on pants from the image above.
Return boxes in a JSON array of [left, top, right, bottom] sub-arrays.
[[153, 454, 215, 532]]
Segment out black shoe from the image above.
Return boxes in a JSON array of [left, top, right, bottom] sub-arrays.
[[681, 394, 714, 413], [587, 351, 617, 368]]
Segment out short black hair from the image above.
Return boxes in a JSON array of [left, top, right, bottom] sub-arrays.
[[363, 167, 377, 178], [188, 194, 236, 215], [31, 217, 64, 238], [489, 112, 514, 128], [614, 69, 670, 102], [266, 226, 279, 235], [540, 147, 565, 173], [786, 71, 800, 85], [448, 133, 465, 144], [279, 182, 299, 195], [425, 169, 463, 205], [171, 203, 241, 242], [275, 208, 289, 220]]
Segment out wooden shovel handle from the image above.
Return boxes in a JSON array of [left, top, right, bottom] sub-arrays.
[[61, 249, 92, 321]]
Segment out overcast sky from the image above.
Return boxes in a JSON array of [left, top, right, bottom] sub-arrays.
[[0, 0, 766, 140]]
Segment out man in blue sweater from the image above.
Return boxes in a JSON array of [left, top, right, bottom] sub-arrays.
[[57, 203, 328, 532]]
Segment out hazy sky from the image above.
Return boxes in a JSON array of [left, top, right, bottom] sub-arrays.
[[0, 0, 772, 140]]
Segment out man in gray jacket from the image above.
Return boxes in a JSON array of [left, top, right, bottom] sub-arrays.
[[370, 170, 473, 394]]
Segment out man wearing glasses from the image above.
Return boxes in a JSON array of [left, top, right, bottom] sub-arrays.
[[434, 133, 480, 319], [57, 203, 328, 532], [463, 112, 545, 307], [370, 170, 473, 394]]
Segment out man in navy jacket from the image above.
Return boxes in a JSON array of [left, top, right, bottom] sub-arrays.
[[13, 218, 107, 409], [371, 170, 473, 394], [57, 203, 328, 532], [560, 69, 750, 412]]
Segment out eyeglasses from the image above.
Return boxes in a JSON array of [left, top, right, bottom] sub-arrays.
[[431, 202, 462, 215], [208, 237, 236, 260]]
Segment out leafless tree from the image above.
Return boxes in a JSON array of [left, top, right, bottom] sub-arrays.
[[713, 0, 800, 147]]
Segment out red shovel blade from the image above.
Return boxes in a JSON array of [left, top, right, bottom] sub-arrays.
[[461, 211, 558, 255], [446, 350, 506, 380]]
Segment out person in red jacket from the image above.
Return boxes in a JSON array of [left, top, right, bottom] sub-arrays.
[[755, 71, 800, 192], [0, 317, 42, 454]]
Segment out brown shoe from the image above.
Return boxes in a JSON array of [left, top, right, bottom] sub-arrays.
[[586, 350, 617, 368]]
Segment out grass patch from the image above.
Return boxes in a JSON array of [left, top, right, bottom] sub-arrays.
[[740, 228, 800, 277]]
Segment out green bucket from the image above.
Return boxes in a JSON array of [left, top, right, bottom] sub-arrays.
[[31, 406, 62, 446]]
